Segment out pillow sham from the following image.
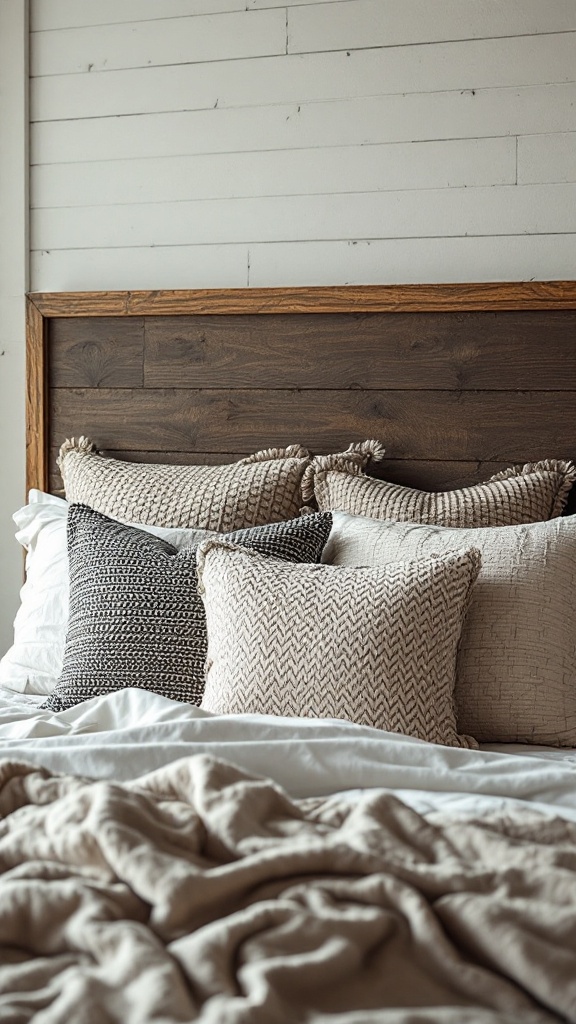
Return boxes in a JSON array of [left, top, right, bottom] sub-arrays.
[[59, 438, 311, 530], [0, 491, 69, 695], [303, 440, 576, 528], [198, 539, 480, 749], [0, 491, 224, 696], [43, 505, 332, 713], [324, 511, 576, 746]]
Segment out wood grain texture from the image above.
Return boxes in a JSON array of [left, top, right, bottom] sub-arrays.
[[26, 298, 47, 494], [30, 282, 576, 317], [51, 387, 576, 463], [49, 317, 145, 387], [29, 284, 576, 495], [144, 311, 576, 391]]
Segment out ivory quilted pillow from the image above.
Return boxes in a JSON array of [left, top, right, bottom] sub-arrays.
[[58, 438, 311, 531], [198, 540, 480, 749], [303, 441, 576, 528], [324, 511, 576, 745]]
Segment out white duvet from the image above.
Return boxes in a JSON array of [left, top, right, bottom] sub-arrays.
[[0, 685, 575, 826]]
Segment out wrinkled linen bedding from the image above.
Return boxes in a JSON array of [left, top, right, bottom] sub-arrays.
[[1, 752, 576, 1023], [0, 686, 576, 824]]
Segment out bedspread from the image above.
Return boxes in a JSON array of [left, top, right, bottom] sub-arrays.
[[0, 755, 575, 1023]]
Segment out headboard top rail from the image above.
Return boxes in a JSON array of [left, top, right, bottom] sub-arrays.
[[28, 281, 576, 318]]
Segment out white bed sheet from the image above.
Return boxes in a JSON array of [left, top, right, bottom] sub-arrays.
[[0, 685, 575, 827]]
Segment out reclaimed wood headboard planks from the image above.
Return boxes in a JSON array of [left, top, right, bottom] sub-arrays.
[[26, 282, 576, 500]]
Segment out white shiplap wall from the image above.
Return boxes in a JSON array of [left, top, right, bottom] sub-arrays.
[[0, 0, 27, 655], [29, 0, 576, 289]]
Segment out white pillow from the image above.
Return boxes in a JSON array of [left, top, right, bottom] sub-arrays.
[[0, 491, 219, 696]]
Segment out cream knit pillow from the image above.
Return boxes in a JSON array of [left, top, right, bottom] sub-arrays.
[[303, 441, 576, 528], [198, 540, 480, 749], [58, 438, 311, 531], [324, 512, 576, 745]]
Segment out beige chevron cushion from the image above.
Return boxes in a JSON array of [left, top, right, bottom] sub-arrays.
[[303, 441, 576, 528], [324, 512, 576, 745], [198, 540, 480, 748], [58, 438, 311, 531]]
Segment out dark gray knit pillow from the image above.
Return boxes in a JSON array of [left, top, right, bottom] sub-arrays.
[[44, 504, 332, 712]]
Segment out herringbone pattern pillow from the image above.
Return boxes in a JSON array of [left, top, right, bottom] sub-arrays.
[[43, 505, 332, 713], [324, 511, 576, 745], [198, 540, 480, 748], [58, 438, 311, 531], [303, 441, 576, 528]]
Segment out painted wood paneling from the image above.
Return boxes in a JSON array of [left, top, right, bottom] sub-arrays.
[[30, 83, 576, 166], [31, 244, 249, 291], [288, 0, 576, 54], [32, 184, 576, 250], [31, 235, 576, 292], [518, 133, 576, 184], [31, 138, 516, 209], [248, 0, 336, 7], [31, 0, 247, 32], [30, 34, 576, 122], [0, 0, 28, 651], [29, 2, 576, 292], [247, 235, 576, 287], [31, 9, 286, 76]]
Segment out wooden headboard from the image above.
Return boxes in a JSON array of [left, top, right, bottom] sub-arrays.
[[26, 282, 576, 501]]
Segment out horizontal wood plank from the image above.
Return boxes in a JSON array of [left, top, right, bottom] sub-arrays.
[[288, 0, 576, 54], [31, 138, 516, 209], [31, 244, 249, 293], [31, 0, 247, 31], [30, 282, 576, 317], [31, 9, 286, 76], [49, 317, 144, 387], [30, 83, 576, 164], [32, 184, 576, 250], [246, 236, 576, 289], [518, 132, 576, 185], [30, 236, 576, 292], [50, 388, 576, 462], [30, 35, 576, 122], [143, 311, 576, 391]]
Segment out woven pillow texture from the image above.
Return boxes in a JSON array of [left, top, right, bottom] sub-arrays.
[[303, 440, 576, 528], [58, 437, 311, 530], [43, 504, 332, 713], [198, 539, 480, 749], [324, 511, 576, 745]]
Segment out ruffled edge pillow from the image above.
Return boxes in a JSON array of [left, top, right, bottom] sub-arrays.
[[58, 437, 312, 531], [302, 440, 576, 528]]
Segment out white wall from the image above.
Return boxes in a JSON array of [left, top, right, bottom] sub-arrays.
[[29, 0, 576, 290], [0, 0, 28, 654]]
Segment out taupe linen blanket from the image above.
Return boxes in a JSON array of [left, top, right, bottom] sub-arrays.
[[0, 755, 575, 1023]]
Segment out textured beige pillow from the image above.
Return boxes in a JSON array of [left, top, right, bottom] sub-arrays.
[[303, 440, 576, 528], [58, 438, 311, 531], [198, 539, 480, 748], [324, 511, 576, 745]]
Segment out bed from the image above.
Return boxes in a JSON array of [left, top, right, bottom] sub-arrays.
[[1, 282, 576, 1022]]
